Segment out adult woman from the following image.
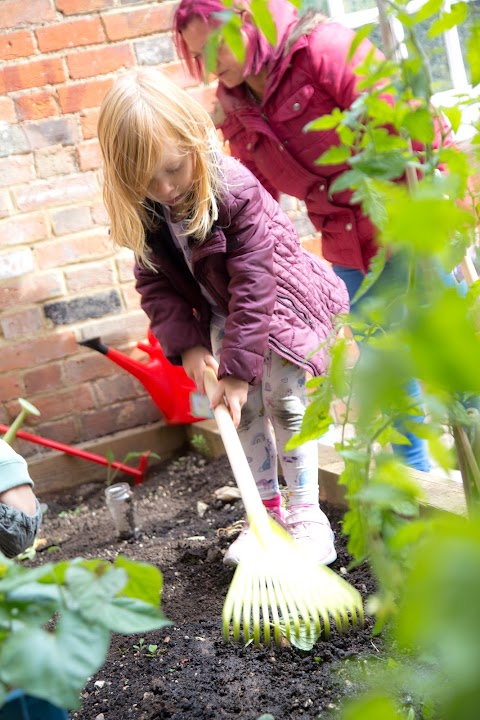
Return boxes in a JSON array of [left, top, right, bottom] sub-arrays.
[[174, 0, 438, 471]]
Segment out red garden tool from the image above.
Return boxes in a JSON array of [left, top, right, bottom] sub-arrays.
[[0, 422, 151, 484], [78, 329, 211, 425]]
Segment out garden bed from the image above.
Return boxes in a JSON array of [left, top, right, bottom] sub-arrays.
[[30, 450, 380, 720]]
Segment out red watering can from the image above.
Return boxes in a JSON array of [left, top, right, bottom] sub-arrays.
[[78, 329, 211, 425]]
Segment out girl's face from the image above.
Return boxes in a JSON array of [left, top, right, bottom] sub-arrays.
[[145, 143, 194, 207], [181, 17, 248, 88]]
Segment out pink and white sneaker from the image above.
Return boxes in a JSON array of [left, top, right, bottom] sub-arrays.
[[286, 505, 337, 565], [223, 508, 287, 568]]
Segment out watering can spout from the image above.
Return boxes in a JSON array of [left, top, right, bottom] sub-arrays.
[[78, 337, 109, 355], [78, 330, 207, 425]]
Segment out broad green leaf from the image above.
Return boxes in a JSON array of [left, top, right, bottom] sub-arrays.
[[204, 29, 222, 76], [440, 105, 462, 134], [250, 0, 277, 46], [402, 107, 435, 144], [347, 23, 375, 62], [329, 169, 365, 195], [352, 178, 389, 230], [315, 145, 351, 166], [105, 596, 171, 634], [341, 693, 402, 719], [304, 108, 344, 132], [403, 289, 480, 394], [467, 20, 480, 86], [428, 2, 469, 38], [414, 0, 444, 22], [329, 338, 349, 398], [349, 150, 408, 180], [0, 611, 110, 710], [115, 555, 163, 605], [221, 20, 245, 64]]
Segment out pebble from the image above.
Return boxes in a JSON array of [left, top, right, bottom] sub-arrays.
[[94, 680, 105, 689]]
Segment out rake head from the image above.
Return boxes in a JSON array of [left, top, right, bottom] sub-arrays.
[[222, 518, 364, 645]]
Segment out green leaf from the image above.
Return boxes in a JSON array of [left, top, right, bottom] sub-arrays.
[[440, 105, 463, 134], [349, 150, 408, 180], [329, 169, 365, 196], [315, 145, 351, 166], [351, 247, 387, 305], [347, 24, 375, 62], [467, 20, 480, 86], [414, 0, 444, 22], [250, 0, 277, 46], [428, 2, 469, 37], [106, 597, 171, 634], [341, 694, 402, 719], [304, 108, 344, 132], [0, 611, 110, 710], [402, 107, 435, 144], [115, 555, 163, 605], [221, 19, 245, 64]]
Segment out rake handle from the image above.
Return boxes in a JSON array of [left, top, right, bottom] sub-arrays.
[[203, 367, 271, 536]]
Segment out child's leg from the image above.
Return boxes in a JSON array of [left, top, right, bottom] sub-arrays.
[[262, 350, 319, 506], [209, 322, 281, 506], [263, 350, 336, 565]]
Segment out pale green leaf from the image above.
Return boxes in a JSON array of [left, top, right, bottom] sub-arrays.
[[304, 108, 344, 132], [250, 0, 277, 46], [467, 20, 480, 86], [428, 2, 469, 38], [115, 555, 163, 605], [315, 145, 351, 166], [402, 107, 435, 144]]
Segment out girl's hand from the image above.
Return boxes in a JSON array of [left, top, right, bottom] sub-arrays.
[[209, 376, 248, 429], [182, 346, 218, 394]]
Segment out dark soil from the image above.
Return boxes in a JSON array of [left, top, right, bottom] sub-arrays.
[[33, 449, 381, 720]]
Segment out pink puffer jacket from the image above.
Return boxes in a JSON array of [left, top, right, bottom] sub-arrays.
[[134, 154, 349, 385]]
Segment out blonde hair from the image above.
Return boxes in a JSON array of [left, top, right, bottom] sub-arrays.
[[98, 68, 223, 268]]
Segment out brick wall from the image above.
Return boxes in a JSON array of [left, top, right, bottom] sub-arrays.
[[0, 0, 317, 458]]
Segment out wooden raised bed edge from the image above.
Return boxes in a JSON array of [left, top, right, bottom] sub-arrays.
[[26, 419, 467, 516]]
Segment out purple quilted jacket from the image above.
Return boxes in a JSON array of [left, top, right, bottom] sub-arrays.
[[134, 154, 348, 385]]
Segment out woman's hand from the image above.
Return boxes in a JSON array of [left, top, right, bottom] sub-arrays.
[[181, 346, 218, 394], [208, 376, 248, 429]]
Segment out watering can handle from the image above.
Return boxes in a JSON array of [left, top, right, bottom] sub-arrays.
[[203, 368, 270, 534]]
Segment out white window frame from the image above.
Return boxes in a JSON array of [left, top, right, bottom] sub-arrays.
[[326, 0, 479, 140]]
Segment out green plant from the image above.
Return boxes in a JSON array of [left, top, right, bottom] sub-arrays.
[[133, 637, 160, 657], [189, 432, 211, 458], [0, 553, 170, 710], [263, 0, 480, 717], [105, 449, 161, 486]]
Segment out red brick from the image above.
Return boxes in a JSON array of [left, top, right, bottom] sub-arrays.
[[57, 77, 113, 114], [24, 363, 63, 394], [56, 0, 114, 15], [65, 259, 114, 292], [34, 146, 77, 179], [0, 375, 25, 402], [36, 17, 105, 53], [14, 172, 99, 212], [76, 139, 102, 170], [102, 4, 175, 41], [94, 373, 139, 405], [1, 332, 77, 373], [0, 97, 16, 123], [51, 205, 93, 235], [0, 154, 35, 188], [116, 254, 135, 282], [162, 62, 199, 90], [78, 405, 118, 441], [1, 308, 43, 339], [35, 231, 111, 268], [30, 385, 96, 422], [2, 0, 55, 31], [33, 416, 79, 447], [122, 284, 141, 310], [0, 190, 13, 219], [0, 213, 49, 246], [0, 30, 36, 61], [0, 272, 64, 309], [80, 107, 100, 139], [64, 353, 116, 384], [67, 43, 134, 80], [1, 58, 66, 92], [91, 201, 108, 224], [15, 89, 60, 121]]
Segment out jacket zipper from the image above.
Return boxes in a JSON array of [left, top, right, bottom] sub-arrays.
[[268, 337, 317, 375], [277, 293, 315, 329]]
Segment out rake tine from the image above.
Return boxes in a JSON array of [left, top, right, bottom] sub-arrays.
[[242, 572, 253, 643], [265, 573, 281, 644], [251, 573, 261, 644], [260, 574, 271, 645]]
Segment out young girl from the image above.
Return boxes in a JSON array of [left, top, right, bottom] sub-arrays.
[[98, 68, 349, 567]]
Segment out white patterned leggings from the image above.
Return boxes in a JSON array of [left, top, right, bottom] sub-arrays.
[[210, 322, 319, 507]]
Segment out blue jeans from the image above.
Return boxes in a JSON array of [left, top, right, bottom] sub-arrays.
[[333, 261, 431, 472]]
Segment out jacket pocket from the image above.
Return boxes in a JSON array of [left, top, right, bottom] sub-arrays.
[[273, 84, 315, 123], [277, 293, 314, 329]]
